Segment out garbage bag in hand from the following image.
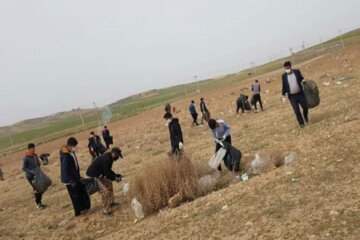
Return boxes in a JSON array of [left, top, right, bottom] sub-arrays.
[[302, 80, 320, 108], [223, 142, 242, 172], [208, 147, 227, 169], [31, 167, 52, 193], [81, 178, 99, 196]]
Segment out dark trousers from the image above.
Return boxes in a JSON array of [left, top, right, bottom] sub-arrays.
[[289, 93, 308, 126], [191, 113, 199, 126], [66, 183, 91, 216], [172, 144, 181, 156], [236, 103, 245, 114], [215, 135, 232, 171], [28, 179, 43, 205], [253, 94, 263, 110]]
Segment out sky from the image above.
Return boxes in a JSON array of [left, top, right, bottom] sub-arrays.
[[1, 0, 360, 127]]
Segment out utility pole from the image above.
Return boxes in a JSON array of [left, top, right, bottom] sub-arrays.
[[339, 30, 345, 48], [194, 75, 200, 94], [9, 135, 14, 146], [79, 111, 85, 128], [93, 101, 100, 125]]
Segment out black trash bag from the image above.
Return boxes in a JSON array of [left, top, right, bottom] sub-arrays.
[[81, 178, 99, 196], [244, 101, 251, 111], [108, 136, 113, 145], [302, 80, 320, 108], [223, 142, 242, 172], [31, 167, 52, 193], [98, 143, 107, 155]]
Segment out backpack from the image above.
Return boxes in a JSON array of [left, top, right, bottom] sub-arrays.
[[302, 80, 320, 108]]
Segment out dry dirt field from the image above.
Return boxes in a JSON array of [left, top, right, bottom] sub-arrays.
[[0, 43, 359, 240]]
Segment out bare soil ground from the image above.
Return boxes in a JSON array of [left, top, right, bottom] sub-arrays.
[[0, 44, 359, 240]]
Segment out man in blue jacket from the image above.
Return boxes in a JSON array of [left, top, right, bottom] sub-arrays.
[[22, 143, 46, 210], [189, 100, 200, 126], [208, 119, 232, 171], [282, 61, 309, 128], [60, 137, 90, 217]]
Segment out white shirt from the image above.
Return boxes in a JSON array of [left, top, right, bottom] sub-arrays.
[[287, 72, 301, 94]]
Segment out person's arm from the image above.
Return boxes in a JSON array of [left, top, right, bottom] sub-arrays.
[[103, 158, 116, 181], [22, 157, 35, 175], [175, 122, 184, 143], [282, 75, 286, 96], [298, 70, 304, 82], [222, 123, 231, 138]]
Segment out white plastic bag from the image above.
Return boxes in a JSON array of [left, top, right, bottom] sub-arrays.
[[123, 183, 130, 196], [131, 198, 145, 219], [284, 152, 296, 165], [208, 148, 227, 169]]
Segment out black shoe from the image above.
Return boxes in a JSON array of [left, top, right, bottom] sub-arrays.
[[305, 118, 309, 123]]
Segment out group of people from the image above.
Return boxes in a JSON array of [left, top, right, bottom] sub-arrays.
[[23, 135, 124, 218], [88, 126, 113, 160], [22, 60, 310, 218], [166, 60, 310, 168]]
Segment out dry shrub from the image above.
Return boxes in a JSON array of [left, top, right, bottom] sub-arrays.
[[130, 156, 199, 215]]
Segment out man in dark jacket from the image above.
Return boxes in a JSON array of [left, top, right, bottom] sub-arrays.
[[102, 126, 112, 150], [164, 112, 184, 156], [88, 131, 104, 159], [282, 61, 309, 128], [86, 147, 123, 217], [22, 143, 46, 210], [189, 100, 199, 126], [200, 98, 210, 124], [60, 137, 90, 217], [236, 94, 249, 114]]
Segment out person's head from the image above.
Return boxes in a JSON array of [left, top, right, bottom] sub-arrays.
[[163, 112, 173, 123], [255, 79, 259, 83], [110, 147, 123, 161], [284, 61, 292, 74], [208, 119, 218, 130], [200, 97, 204, 102], [27, 143, 36, 155], [191, 100, 195, 104], [104, 126, 107, 129], [90, 131, 95, 137], [67, 137, 78, 152]]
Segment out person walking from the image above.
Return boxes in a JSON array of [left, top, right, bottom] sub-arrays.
[[164, 112, 184, 156], [200, 98, 210, 124], [208, 119, 232, 171], [86, 147, 123, 217], [251, 80, 263, 112], [102, 126, 113, 150], [88, 131, 104, 159], [60, 137, 90, 217], [22, 143, 46, 210], [281, 61, 309, 128], [189, 100, 200, 126]]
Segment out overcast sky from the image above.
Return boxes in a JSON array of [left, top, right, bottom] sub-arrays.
[[1, 0, 359, 126]]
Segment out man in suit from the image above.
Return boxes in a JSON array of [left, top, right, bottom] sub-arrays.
[[281, 61, 309, 128]]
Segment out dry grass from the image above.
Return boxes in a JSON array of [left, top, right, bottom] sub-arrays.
[[130, 156, 199, 214]]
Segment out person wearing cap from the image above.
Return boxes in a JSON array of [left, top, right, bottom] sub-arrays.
[[282, 61, 309, 128], [163, 112, 184, 156], [60, 137, 91, 217], [251, 80, 263, 112], [22, 143, 46, 210], [200, 97, 210, 124], [189, 100, 200, 126], [86, 147, 123, 217], [208, 119, 232, 171]]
